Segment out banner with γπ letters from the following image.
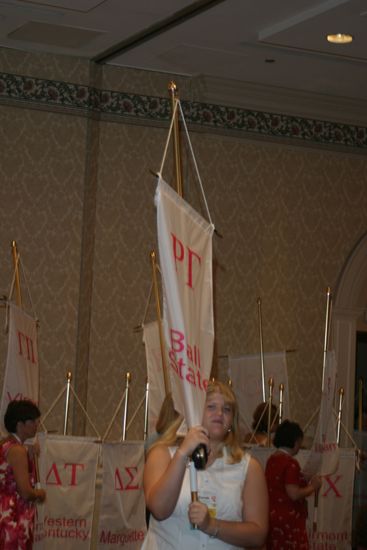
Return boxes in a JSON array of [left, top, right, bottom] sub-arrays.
[[0, 302, 39, 432]]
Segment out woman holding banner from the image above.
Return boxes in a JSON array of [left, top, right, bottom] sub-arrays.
[[143, 381, 268, 549], [0, 399, 46, 549]]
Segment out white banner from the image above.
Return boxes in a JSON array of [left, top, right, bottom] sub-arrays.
[[156, 177, 214, 427], [34, 434, 99, 550], [228, 352, 290, 433], [0, 302, 39, 431], [251, 447, 355, 549], [304, 350, 339, 477], [143, 322, 165, 436], [97, 442, 146, 549]]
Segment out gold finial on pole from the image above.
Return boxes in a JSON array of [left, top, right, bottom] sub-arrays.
[[63, 371, 72, 435], [279, 383, 284, 424], [358, 378, 363, 432], [336, 387, 344, 444], [168, 81, 183, 197], [257, 297, 266, 401], [11, 240, 22, 307], [150, 250, 170, 395], [122, 372, 131, 441]]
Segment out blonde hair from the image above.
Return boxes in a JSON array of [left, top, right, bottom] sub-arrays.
[[149, 381, 244, 464], [155, 393, 179, 434], [206, 380, 243, 463]]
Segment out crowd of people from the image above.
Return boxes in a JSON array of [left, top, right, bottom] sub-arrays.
[[0, 389, 321, 549]]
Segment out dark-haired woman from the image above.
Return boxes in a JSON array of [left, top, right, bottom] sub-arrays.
[[265, 420, 321, 549], [0, 399, 46, 549]]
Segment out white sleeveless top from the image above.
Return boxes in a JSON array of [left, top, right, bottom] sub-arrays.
[[142, 448, 250, 550]]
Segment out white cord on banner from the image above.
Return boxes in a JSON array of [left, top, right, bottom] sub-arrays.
[[42, 385, 67, 425], [42, 383, 101, 439], [5, 256, 18, 333], [303, 406, 320, 434], [159, 98, 179, 178], [4, 252, 38, 331], [125, 392, 146, 435], [19, 257, 37, 320], [102, 388, 127, 441], [141, 281, 154, 327], [69, 384, 101, 438], [177, 100, 213, 226], [333, 409, 359, 451]]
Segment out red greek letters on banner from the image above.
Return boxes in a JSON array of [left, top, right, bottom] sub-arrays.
[[34, 434, 99, 550], [97, 442, 146, 549], [0, 303, 39, 432], [156, 177, 214, 427]]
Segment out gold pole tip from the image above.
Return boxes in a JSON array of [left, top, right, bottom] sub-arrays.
[[279, 383, 284, 390], [268, 377, 274, 386], [339, 387, 344, 395], [66, 371, 72, 380], [126, 372, 131, 381], [168, 81, 177, 92], [150, 250, 156, 259]]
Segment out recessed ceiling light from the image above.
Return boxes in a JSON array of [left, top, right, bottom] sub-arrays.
[[326, 33, 353, 44]]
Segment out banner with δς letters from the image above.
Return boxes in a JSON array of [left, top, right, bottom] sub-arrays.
[[97, 441, 146, 549]]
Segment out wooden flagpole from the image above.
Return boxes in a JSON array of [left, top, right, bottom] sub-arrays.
[[168, 81, 183, 197]]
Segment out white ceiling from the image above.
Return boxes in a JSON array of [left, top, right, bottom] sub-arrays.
[[1, 0, 367, 119]]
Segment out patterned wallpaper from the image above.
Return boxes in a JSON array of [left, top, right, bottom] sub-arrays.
[[1, 49, 367, 438]]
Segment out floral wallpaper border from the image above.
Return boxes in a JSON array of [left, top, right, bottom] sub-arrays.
[[1, 71, 366, 149]]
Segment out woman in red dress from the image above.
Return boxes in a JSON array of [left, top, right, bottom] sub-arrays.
[[0, 400, 46, 549], [265, 420, 321, 549]]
